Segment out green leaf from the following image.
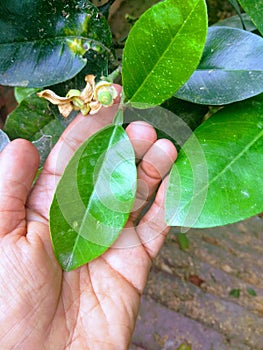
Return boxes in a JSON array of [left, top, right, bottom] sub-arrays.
[[4, 94, 66, 141], [122, 0, 208, 108], [177, 233, 190, 251], [165, 95, 263, 228], [176, 343, 192, 350], [0, 129, 10, 152], [49, 124, 136, 271], [229, 288, 241, 298], [175, 26, 263, 105], [0, 0, 112, 88], [14, 87, 40, 104], [247, 287, 257, 297], [237, 0, 263, 36], [4, 94, 66, 164]]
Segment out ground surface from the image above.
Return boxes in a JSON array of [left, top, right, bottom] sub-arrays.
[[131, 216, 263, 350]]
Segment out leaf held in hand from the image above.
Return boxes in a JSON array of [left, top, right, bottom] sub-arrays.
[[49, 124, 136, 271]]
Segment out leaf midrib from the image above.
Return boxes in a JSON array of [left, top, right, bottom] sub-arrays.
[[129, 0, 203, 102], [66, 125, 119, 270]]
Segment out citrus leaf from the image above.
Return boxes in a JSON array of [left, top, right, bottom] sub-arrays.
[[4, 94, 66, 141], [122, 0, 208, 108], [4, 94, 66, 164], [237, 0, 263, 36], [0, 0, 112, 87], [166, 95, 263, 228], [49, 124, 136, 271], [175, 27, 263, 105], [14, 87, 40, 104]]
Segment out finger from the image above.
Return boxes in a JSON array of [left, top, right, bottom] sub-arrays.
[[0, 139, 39, 237], [125, 121, 157, 161], [131, 138, 177, 221], [135, 177, 171, 259]]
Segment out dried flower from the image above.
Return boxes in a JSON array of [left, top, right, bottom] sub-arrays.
[[37, 75, 118, 118]]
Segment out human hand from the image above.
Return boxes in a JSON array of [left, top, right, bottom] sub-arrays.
[[0, 100, 177, 349]]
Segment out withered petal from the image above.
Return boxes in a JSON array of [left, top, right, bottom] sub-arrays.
[[89, 100, 102, 115], [37, 90, 72, 105], [58, 103, 74, 118], [81, 75, 96, 103]]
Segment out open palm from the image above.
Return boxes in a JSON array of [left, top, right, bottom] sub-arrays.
[[0, 104, 176, 350]]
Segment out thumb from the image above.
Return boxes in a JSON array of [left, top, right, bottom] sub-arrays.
[[0, 139, 39, 237]]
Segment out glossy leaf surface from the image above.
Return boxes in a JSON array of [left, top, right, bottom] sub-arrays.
[[122, 0, 208, 108], [50, 125, 136, 271], [175, 27, 263, 105], [237, 0, 263, 36], [166, 95, 263, 228], [0, 0, 111, 87], [4, 94, 66, 164]]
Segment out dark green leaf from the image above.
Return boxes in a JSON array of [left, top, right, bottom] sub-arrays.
[[229, 289, 241, 298], [0, 0, 112, 88], [247, 287, 257, 297], [237, 0, 263, 36], [4, 94, 66, 164], [122, 0, 208, 108], [0, 129, 10, 152], [4, 94, 66, 141], [50, 124, 136, 271], [166, 95, 263, 228], [175, 27, 263, 105]]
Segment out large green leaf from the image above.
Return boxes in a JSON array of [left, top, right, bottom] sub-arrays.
[[122, 0, 208, 108], [237, 0, 263, 36], [50, 124, 136, 271], [175, 26, 263, 105], [165, 95, 263, 228], [0, 0, 112, 88]]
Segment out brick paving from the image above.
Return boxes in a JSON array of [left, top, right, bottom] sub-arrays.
[[131, 216, 263, 350]]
